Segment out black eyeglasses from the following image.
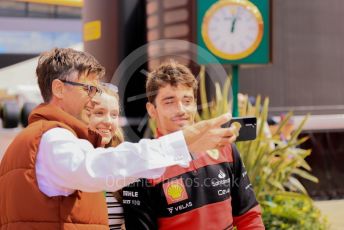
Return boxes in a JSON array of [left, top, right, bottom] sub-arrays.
[[60, 80, 102, 98]]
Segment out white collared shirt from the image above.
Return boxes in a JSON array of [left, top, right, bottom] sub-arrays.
[[36, 127, 190, 197]]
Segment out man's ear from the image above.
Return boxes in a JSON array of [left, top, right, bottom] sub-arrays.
[[51, 79, 64, 99], [146, 102, 157, 119]]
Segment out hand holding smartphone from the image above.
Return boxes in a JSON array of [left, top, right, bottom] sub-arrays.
[[222, 116, 257, 142]]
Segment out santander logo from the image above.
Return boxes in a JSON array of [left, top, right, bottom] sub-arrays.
[[218, 170, 226, 179]]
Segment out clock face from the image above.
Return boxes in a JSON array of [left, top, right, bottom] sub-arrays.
[[202, 0, 264, 60]]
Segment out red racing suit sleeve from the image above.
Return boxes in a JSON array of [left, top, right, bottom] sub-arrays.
[[231, 144, 265, 229]]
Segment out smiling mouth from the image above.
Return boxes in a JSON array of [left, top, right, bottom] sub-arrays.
[[97, 128, 112, 135]]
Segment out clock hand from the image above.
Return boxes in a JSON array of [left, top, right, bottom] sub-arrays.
[[231, 7, 241, 33], [231, 18, 237, 33]]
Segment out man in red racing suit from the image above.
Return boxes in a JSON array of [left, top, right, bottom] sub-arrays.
[[122, 62, 264, 230]]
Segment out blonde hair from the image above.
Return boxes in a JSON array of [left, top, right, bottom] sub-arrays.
[[98, 83, 124, 148], [90, 83, 125, 201]]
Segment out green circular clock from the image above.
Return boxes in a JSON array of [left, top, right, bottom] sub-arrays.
[[201, 0, 264, 60]]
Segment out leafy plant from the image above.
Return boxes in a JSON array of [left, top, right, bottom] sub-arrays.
[[262, 193, 328, 230]]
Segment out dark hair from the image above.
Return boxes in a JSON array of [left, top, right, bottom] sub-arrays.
[[36, 48, 105, 102], [146, 62, 198, 103]]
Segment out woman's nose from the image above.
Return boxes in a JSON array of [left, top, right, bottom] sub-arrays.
[[102, 114, 112, 124]]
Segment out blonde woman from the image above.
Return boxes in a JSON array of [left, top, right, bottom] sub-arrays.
[[83, 83, 125, 230]]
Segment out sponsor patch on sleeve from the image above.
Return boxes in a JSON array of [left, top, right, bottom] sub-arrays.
[[162, 178, 189, 205]]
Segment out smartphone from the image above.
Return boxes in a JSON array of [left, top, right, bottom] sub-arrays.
[[222, 116, 257, 142]]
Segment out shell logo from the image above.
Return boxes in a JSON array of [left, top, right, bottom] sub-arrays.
[[163, 178, 188, 205], [167, 184, 183, 200]]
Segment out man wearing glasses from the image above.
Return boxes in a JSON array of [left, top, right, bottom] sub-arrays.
[[0, 48, 237, 229]]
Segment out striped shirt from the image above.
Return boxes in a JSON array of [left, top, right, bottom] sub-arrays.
[[106, 192, 124, 229]]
